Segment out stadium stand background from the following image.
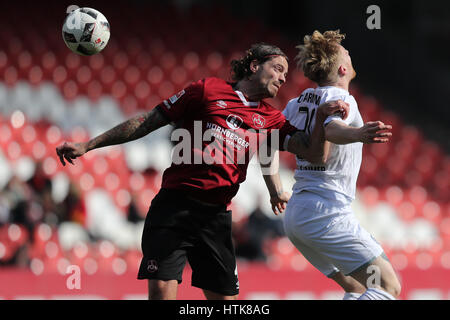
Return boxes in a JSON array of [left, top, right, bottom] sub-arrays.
[[0, 0, 449, 299]]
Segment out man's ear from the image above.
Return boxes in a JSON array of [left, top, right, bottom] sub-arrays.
[[338, 65, 347, 76], [250, 59, 260, 73]]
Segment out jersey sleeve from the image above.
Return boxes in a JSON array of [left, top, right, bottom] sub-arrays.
[[282, 98, 297, 122], [155, 79, 205, 123], [266, 113, 298, 151], [323, 95, 358, 127]]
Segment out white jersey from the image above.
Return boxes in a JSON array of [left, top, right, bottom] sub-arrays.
[[282, 86, 363, 205]]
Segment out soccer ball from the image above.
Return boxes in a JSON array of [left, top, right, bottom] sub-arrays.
[[62, 7, 110, 56]]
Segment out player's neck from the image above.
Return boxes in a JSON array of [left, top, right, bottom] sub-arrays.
[[233, 80, 265, 102], [320, 79, 350, 92]]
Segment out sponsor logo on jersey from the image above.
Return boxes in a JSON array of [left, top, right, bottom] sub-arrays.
[[216, 100, 227, 108], [297, 164, 326, 171], [206, 122, 250, 150], [226, 114, 243, 130], [252, 113, 266, 129], [169, 90, 185, 104]]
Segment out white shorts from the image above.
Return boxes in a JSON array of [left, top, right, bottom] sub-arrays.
[[283, 191, 383, 277]]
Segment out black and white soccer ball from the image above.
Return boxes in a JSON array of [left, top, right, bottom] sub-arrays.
[[62, 7, 110, 56]]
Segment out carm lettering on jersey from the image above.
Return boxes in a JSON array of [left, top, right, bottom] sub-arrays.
[[298, 92, 322, 105]]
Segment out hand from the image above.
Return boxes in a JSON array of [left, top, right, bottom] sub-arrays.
[[358, 121, 392, 143], [56, 142, 89, 166], [318, 100, 350, 120], [270, 191, 291, 215]]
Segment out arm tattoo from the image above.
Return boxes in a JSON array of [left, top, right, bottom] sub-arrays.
[[86, 108, 168, 151]]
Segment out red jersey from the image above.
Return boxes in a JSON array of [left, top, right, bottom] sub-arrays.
[[156, 77, 297, 205]]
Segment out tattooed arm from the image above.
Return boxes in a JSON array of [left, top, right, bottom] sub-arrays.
[[56, 107, 169, 166]]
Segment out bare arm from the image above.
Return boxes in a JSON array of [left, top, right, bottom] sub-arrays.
[[56, 107, 169, 166], [287, 100, 349, 164], [260, 150, 291, 215], [86, 108, 168, 151], [325, 120, 392, 145]]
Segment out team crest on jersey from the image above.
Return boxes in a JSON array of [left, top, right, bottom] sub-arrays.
[[147, 259, 158, 273], [226, 114, 243, 130], [169, 90, 185, 104], [252, 113, 266, 129]]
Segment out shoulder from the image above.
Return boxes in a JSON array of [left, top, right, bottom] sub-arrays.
[[260, 100, 283, 114], [322, 89, 356, 106], [258, 101, 287, 123], [346, 94, 358, 107], [187, 77, 229, 91], [203, 77, 232, 89]]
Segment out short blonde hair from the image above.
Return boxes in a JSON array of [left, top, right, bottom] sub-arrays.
[[295, 30, 345, 84]]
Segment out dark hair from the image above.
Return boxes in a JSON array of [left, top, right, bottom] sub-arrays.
[[230, 43, 288, 81]]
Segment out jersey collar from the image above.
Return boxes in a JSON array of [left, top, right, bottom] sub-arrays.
[[234, 90, 260, 107]]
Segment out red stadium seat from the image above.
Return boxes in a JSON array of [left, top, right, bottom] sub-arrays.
[[62, 80, 79, 100], [383, 185, 404, 207], [439, 251, 450, 269], [121, 95, 139, 115], [87, 80, 103, 102], [170, 66, 188, 86], [28, 66, 44, 86], [135, 52, 152, 71], [4, 66, 19, 87], [406, 186, 428, 208], [360, 185, 380, 207], [124, 65, 141, 88], [99, 66, 117, 91], [65, 53, 81, 77], [52, 65, 68, 87], [134, 81, 151, 107], [359, 154, 379, 183], [76, 65, 93, 92], [206, 52, 224, 74], [89, 54, 105, 76], [17, 51, 33, 78], [420, 201, 443, 225], [6, 141, 23, 161], [157, 81, 175, 101], [159, 52, 177, 74], [0, 51, 7, 76], [400, 126, 423, 149], [358, 97, 381, 121], [112, 51, 130, 75], [111, 80, 128, 101], [396, 201, 417, 222], [41, 51, 58, 79], [369, 142, 391, 166], [377, 111, 402, 137], [386, 157, 408, 185]]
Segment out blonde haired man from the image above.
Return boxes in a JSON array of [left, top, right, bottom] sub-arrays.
[[267, 30, 401, 300]]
